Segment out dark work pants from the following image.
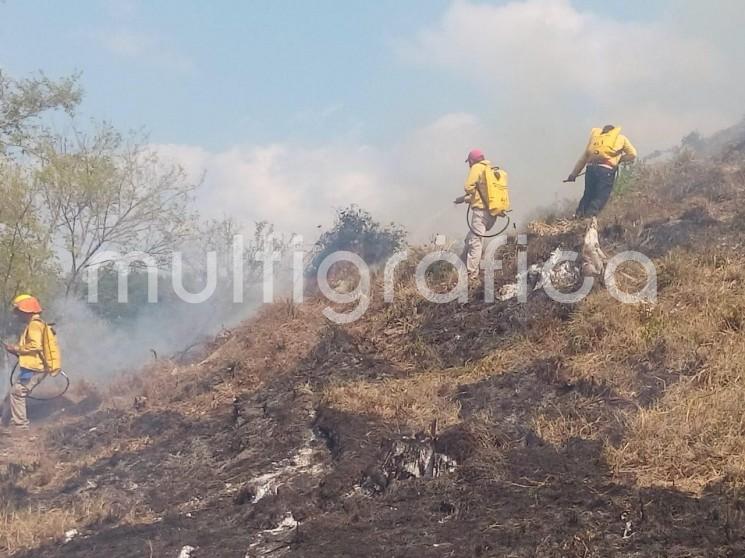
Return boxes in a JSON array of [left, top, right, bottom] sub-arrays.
[[575, 165, 616, 217]]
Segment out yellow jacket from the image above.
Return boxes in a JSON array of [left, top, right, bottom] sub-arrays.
[[464, 160, 491, 210], [571, 133, 637, 177], [17, 315, 45, 372]]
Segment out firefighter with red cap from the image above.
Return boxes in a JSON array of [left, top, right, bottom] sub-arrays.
[[455, 149, 510, 278], [2, 295, 53, 429]]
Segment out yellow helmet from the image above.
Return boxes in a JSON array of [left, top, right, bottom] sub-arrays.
[[11, 294, 42, 314]]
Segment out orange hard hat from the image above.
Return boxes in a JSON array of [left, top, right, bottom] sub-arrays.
[[11, 294, 42, 314]]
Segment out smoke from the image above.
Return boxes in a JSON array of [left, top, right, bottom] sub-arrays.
[[153, 0, 744, 247], [6, 0, 739, 390], [154, 113, 489, 244], [49, 297, 247, 381], [0, 298, 259, 402], [47, 243, 308, 381], [0, 243, 303, 388]]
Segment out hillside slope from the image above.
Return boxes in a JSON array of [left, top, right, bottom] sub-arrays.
[[3, 144, 745, 557]]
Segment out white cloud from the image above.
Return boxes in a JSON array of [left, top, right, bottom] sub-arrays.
[[154, 113, 488, 244], [389, 0, 745, 223], [155, 142, 387, 239], [156, 0, 745, 247], [401, 0, 734, 146]]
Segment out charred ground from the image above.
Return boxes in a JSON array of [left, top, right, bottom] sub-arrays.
[[3, 146, 745, 557]]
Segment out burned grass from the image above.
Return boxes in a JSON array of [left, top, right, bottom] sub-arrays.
[[3, 153, 745, 556]]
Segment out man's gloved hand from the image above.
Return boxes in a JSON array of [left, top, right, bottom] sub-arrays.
[[453, 195, 467, 204], [564, 174, 577, 183]]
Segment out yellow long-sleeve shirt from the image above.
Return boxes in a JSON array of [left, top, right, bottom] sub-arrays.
[[464, 160, 492, 210], [17, 315, 46, 372], [571, 133, 637, 177]]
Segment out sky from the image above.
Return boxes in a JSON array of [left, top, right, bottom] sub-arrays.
[[1, 0, 744, 242]]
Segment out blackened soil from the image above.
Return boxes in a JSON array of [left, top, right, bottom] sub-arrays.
[[6, 208, 745, 557]]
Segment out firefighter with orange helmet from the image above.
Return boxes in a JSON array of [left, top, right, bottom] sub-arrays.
[[2, 295, 52, 428]]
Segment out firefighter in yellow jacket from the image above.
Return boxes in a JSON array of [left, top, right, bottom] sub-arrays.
[[2, 295, 50, 428], [566, 125, 637, 217], [455, 149, 510, 278]]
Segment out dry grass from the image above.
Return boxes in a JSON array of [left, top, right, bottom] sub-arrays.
[[530, 399, 612, 446], [516, 161, 745, 494], [0, 412, 147, 552], [0, 493, 134, 556], [2, 150, 745, 558], [322, 371, 463, 431], [321, 333, 540, 432], [607, 338, 745, 492], [572, 245, 745, 492]]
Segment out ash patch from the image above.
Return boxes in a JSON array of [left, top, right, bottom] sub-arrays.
[[361, 431, 457, 495]]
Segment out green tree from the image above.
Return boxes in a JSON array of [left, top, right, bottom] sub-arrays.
[[0, 161, 59, 331], [0, 70, 81, 154], [36, 123, 199, 295], [0, 71, 79, 330]]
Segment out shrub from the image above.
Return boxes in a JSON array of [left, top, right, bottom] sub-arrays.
[[307, 205, 406, 275]]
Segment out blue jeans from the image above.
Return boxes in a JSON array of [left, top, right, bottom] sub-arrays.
[[576, 165, 616, 217], [19, 367, 36, 383]]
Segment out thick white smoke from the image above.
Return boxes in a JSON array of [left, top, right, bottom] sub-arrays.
[[153, 0, 744, 245]]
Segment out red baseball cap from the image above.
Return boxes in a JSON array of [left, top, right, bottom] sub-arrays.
[[466, 148, 485, 163]]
